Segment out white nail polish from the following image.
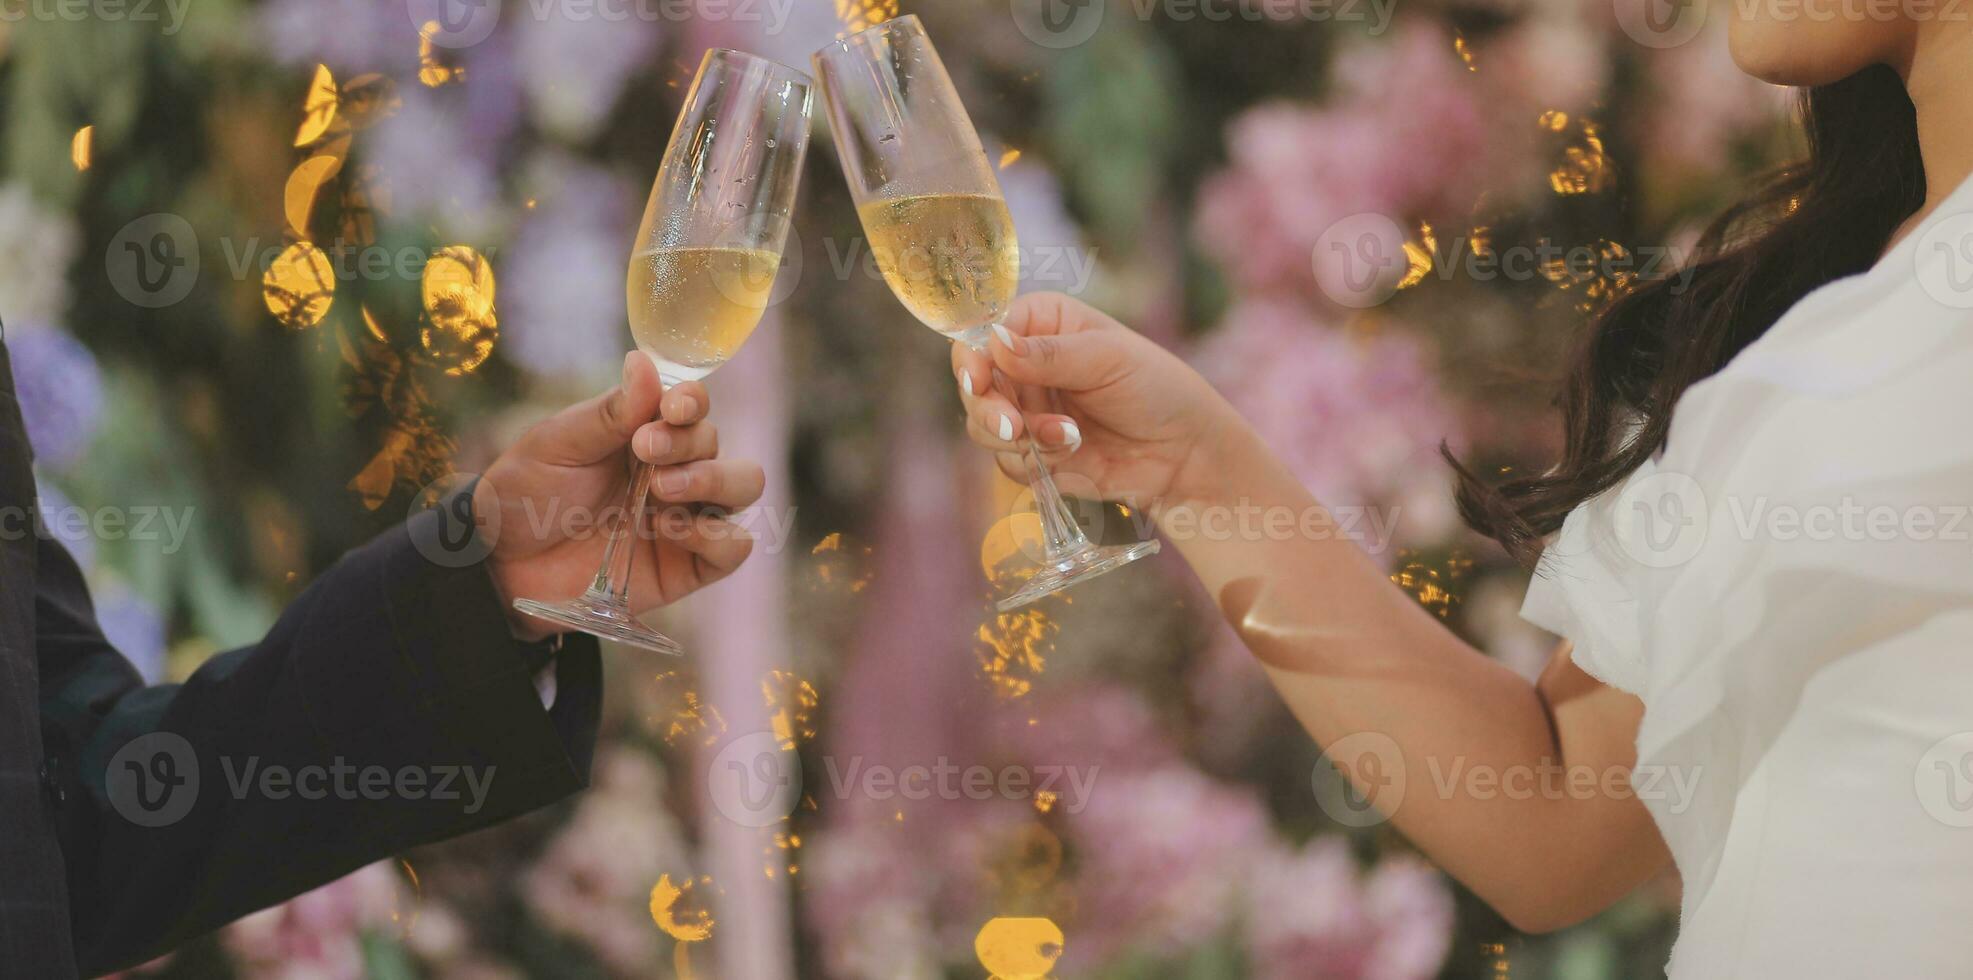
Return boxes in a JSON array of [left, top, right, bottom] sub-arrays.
[[1059, 420, 1082, 448], [960, 368, 973, 395], [997, 414, 1014, 441], [991, 323, 1015, 349]]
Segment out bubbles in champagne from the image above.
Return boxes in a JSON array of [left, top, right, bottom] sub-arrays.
[[857, 192, 1020, 338], [627, 246, 782, 383]]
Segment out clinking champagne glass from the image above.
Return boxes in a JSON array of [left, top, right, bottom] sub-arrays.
[[813, 15, 1160, 612], [511, 49, 813, 654]]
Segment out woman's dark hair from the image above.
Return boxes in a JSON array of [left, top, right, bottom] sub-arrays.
[[1450, 64, 1926, 563]]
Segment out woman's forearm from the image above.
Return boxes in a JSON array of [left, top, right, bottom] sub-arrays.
[[1154, 416, 1667, 931]]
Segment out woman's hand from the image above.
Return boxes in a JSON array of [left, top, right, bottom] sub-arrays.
[[951, 292, 1244, 508], [477, 352, 764, 641]]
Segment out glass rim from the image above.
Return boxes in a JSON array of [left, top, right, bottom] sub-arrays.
[[702, 47, 814, 87], [811, 13, 924, 61]]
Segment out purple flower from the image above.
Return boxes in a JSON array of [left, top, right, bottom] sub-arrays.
[[516, 13, 656, 143], [501, 160, 638, 379], [370, 90, 502, 238], [8, 326, 105, 471], [94, 584, 168, 684], [0, 184, 81, 323], [34, 481, 96, 571], [257, 0, 421, 74]]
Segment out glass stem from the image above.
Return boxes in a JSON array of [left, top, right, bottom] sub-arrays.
[[969, 333, 1092, 565], [587, 461, 656, 605]]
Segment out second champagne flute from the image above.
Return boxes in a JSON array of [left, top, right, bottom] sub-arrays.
[[813, 15, 1159, 612], [510, 49, 813, 654]]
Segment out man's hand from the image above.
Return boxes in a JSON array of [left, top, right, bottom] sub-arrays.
[[475, 352, 764, 641]]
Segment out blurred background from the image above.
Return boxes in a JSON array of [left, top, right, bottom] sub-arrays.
[[0, 0, 1794, 976]]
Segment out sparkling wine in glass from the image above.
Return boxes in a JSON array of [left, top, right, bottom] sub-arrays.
[[511, 49, 813, 653], [814, 15, 1159, 611]]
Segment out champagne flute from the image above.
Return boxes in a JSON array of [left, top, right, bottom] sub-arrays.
[[813, 15, 1160, 613], [511, 49, 813, 654]]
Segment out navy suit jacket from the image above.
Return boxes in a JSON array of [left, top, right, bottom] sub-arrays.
[[0, 331, 602, 977]]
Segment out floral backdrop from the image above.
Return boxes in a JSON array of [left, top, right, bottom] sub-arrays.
[[0, 0, 1789, 977]]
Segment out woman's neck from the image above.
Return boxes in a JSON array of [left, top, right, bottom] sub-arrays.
[[1895, 27, 1973, 243]]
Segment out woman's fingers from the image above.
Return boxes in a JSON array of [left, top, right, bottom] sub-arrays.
[[633, 420, 717, 466], [648, 458, 766, 510], [952, 342, 994, 399]]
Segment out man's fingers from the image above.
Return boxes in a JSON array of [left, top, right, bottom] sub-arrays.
[[648, 458, 766, 509], [634, 420, 718, 466], [662, 381, 709, 425], [524, 352, 663, 465], [648, 508, 755, 600]]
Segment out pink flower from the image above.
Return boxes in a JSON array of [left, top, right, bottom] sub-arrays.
[[1642, 22, 1789, 173], [1191, 299, 1456, 520], [1195, 24, 1489, 298], [521, 750, 691, 974], [1061, 766, 1272, 968], [1244, 838, 1455, 980], [220, 862, 406, 980]]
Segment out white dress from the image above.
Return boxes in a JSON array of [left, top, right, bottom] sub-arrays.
[[1521, 180, 1973, 978]]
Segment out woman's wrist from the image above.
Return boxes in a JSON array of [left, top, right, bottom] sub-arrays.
[[1158, 401, 1295, 522]]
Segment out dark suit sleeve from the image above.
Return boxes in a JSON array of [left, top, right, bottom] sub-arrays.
[[34, 498, 603, 977]]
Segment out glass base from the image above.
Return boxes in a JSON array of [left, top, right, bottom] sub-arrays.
[[512, 592, 684, 656], [995, 540, 1162, 612]]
